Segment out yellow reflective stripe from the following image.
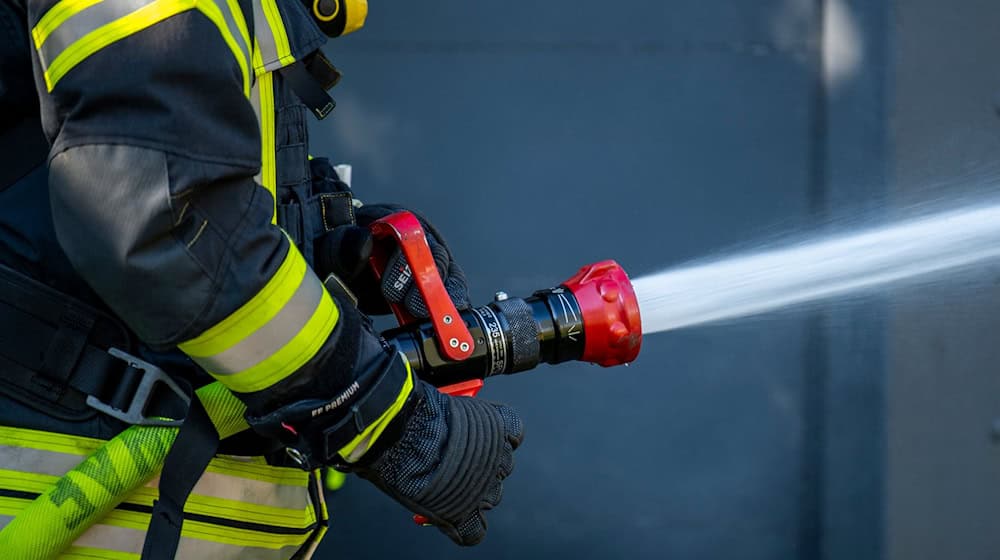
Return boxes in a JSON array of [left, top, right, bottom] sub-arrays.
[[96, 507, 311, 548], [220, 287, 337, 392], [183, 494, 315, 528], [225, 0, 251, 60], [342, 0, 367, 35], [250, 51, 279, 221], [42, 0, 189, 91], [181, 246, 305, 357], [0, 427, 316, 528], [72, 516, 309, 555], [206, 457, 309, 486], [61, 546, 138, 560], [252, 0, 293, 73], [0, 495, 28, 516], [0, 468, 57, 495], [32, 0, 103, 46], [177, 539, 305, 559], [0, 425, 103, 455], [179, 244, 338, 393], [0, 468, 310, 529], [34, 0, 251, 94], [196, 0, 252, 97], [35, 0, 158, 71], [339, 358, 415, 461], [125, 487, 316, 528]]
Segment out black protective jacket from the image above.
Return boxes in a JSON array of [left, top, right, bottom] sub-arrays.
[[0, 0, 382, 439]]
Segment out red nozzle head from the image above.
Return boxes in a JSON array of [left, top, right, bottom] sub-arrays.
[[561, 260, 642, 367]]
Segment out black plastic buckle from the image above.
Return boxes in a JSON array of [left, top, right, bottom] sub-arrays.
[[85, 348, 191, 427]]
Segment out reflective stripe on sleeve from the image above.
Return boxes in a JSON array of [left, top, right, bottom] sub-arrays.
[[179, 243, 339, 394], [250, 61, 279, 222], [252, 0, 293, 74], [32, 0, 251, 93], [338, 357, 415, 462]]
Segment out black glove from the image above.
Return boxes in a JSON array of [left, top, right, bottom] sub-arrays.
[[242, 285, 522, 548], [316, 204, 470, 317], [358, 380, 524, 546]]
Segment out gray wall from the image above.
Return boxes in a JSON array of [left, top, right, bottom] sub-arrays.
[[887, 1, 1000, 559]]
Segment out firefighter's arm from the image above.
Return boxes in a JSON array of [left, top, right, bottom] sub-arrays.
[[27, 0, 523, 544], [26, 0, 389, 449]]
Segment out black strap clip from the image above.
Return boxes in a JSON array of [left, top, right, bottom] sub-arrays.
[[85, 348, 191, 427], [279, 52, 342, 120]]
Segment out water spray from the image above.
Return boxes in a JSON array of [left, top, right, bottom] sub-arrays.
[[633, 203, 1000, 334]]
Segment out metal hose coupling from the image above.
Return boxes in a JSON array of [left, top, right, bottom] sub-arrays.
[[383, 260, 642, 389]]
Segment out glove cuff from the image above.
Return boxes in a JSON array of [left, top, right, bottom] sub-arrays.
[[245, 351, 421, 470]]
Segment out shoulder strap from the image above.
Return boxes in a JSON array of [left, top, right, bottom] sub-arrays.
[[141, 398, 220, 560]]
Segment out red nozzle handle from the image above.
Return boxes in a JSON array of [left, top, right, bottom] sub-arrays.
[[368, 211, 474, 361], [368, 212, 480, 527]]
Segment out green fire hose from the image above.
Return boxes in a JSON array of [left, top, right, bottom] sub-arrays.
[[0, 382, 248, 559]]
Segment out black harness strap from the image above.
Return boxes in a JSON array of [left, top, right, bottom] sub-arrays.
[[278, 52, 341, 120], [141, 397, 220, 560], [0, 264, 135, 420]]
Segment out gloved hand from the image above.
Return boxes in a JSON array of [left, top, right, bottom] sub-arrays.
[[243, 288, 523, 547], [357, 380, 525, 546], [316, 204, 470, 317]]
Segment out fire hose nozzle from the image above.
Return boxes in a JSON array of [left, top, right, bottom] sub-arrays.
[[561, 260, 642, 367], [382, 258, 642, 388]]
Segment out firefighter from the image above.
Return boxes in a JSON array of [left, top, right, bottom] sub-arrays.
[[0, 0, 523, 557]]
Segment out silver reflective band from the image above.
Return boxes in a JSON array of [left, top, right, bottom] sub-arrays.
[[0, 444, 84, 476], [0, 519, 309, 560], [35, 0, 155, 70], [192, 266, 325, 376], [253, 0, 279, 68], [252, 0, 292, 72], [250, 81, 263, 186], [75, 524, 307, 559], [217, 0, 252, 71], [34, 0, 250, 77]]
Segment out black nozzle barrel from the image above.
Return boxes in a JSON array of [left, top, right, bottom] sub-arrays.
[[383, 289, 586, 388]]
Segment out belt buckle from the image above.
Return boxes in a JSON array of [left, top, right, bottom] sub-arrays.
[[85, 348, 191, 427]]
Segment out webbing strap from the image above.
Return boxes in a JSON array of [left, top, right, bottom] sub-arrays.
[[277, 52, 340, 120], [279, 60, 335, 119], [0, 263, 134, 420], [141, 397, 220, 560]]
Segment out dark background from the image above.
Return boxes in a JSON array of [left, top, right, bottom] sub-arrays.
[[307, 1, 1000, 558]]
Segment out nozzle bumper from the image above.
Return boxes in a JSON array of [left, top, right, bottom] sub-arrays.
[[561, 260, 642, 367]]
